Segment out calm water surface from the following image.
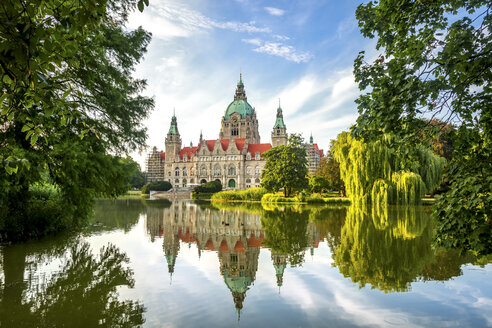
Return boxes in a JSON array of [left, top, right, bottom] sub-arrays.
[[0, 199, 491, 327]]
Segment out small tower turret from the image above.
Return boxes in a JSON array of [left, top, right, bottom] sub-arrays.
[[271, 100, 288, 146], [165, 112, 182, 162]]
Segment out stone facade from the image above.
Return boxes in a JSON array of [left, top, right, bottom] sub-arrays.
[[145, 76, 323, 189]]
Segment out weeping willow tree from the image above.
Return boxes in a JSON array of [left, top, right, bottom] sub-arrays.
[[333, 132, 445, 205]]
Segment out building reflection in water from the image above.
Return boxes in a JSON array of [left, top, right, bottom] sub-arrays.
[[145, 201, 327, 317], [144, 201, 477, 316]]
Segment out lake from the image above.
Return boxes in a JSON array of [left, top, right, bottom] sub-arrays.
[[0, 198, 491, 327]]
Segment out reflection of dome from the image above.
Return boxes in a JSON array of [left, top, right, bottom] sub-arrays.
[[223, 272, 252, 294], [224, 99, 253, 120]]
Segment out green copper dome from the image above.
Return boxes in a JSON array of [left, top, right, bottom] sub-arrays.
[[224, 99, 253, 120], [273, 107, 286, 129]]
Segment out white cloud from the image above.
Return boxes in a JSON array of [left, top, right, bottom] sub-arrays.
[[127, 2, 270, 40], [242, 38, 262, 46], [264, 7, 285, 16], [252, 41, 313, 63]]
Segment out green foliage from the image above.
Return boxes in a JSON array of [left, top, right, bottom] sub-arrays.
[[193, 180, 222, 194], [0, 239, 145, 326], [353, 0, 491, 254], [261, 207, 310, 266], [261, 193, 299, 204], [0, 0, 153, 241], [315, 142, 345, 195], [261, 134, 308, 197], [211, 187, 267, 202], [333, 132, 445, 205], [141, 181, 173, 194], [308, 175, 330, 193], [122, 157, 145, 190]]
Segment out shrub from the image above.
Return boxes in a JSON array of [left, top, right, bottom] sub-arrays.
[[211, 188, 267, 202], [193, 180, 222, 194], [142, 181, 173, 194]]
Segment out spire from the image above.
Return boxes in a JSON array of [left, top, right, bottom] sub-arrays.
[[273, 104, 286, 129], [168, 113, 179, 135], [234, 74, 247, 101], [310, 133, 313, 145]]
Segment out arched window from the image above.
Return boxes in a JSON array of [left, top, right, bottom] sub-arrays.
[[228, 179, 236, 188], [168, 171, 171, 177], [190, 167, 194, 176], [228, 165, 236, 175], [175, 167, 180, 176], [246, 153, 251, 160], [200, 165, 207, 176], [214, 164, 221, 176], [231, 124, 239, 136], [182, 179, 187, 187], [246, 166, 251, 175], [277, 128, 280, 135], [190, 178, 194, 184], [246, 178, 251, 183], [183, 167, 187, 176], [175, 179, 179, 184], [200, 179, 207, 184], [255, 152, 260, 160], [255, 178, 260, 183], [255, 166, 261, 175]]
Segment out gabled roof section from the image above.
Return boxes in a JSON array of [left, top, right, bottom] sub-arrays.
[[179, 146, 197, 159], [220, 139, 230, 151], [247, 143, 272, 155], [234, 138, 246, 151], [206, 140, 216, 151]]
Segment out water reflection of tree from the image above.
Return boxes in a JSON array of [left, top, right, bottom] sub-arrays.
[[333, 205, 434, 292], [0, 237, 145, 327], [261, 207, 310, 266]]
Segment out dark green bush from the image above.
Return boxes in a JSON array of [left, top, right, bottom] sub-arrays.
[[142, 181, 173, 194], [193, 180, 222, 193]]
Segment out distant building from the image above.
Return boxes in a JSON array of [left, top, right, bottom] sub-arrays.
[[146, 75, 323, 189]]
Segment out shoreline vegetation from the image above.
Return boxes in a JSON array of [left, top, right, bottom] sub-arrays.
[[192, 188, 436, 205]]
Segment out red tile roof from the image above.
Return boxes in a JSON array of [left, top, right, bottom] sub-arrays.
[[247, 143, 272, 156], [205, 239, 215, 251], [219, 239, 229, 253], [234, 240, 245, 253], [178, 146, 197, 160], [220, 139, 230, 151], [206, 140, 216, 151], [234, 138, 246, 151], [160, 152, 166, 161], [246, 232, 264, 247]]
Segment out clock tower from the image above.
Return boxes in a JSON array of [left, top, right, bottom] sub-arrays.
[[219, 74, 260, 143]]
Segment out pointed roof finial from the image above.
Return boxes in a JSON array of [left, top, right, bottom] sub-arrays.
[[173, 107, 176, 117], [279, 98, 281, 108]]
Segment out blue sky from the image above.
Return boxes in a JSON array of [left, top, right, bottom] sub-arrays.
[[127, 0, 379, 167]]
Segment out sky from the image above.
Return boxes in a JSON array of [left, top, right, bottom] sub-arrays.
[[126, 0, 380, 168]]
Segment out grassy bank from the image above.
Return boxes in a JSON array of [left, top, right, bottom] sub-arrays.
[[191, 192, 217, 200], [209, 188, 351, 205]]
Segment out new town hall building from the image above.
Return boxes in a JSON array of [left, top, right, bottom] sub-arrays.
[[146, 75, 323, 189]]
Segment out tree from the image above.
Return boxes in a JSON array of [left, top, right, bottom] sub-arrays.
[[308, 175, 330, 194], [315, 141, 345, 195], [261, 134, 308, 197], [122, 157, 145, 190], [0, 0, 153, 241], [333, 132, 445, 205], [353, 0, 491, 254]]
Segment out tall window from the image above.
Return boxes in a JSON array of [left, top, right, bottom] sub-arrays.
[[214, 164, 221, 176], [246, 166, 251, 175], [200, 165, 207, 176], [228, 165, 236, 175], [183, 167, 187, 176], [255, 166, 261, 175], [175, 167, 180, 176], [231, 124, 239, 136]]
